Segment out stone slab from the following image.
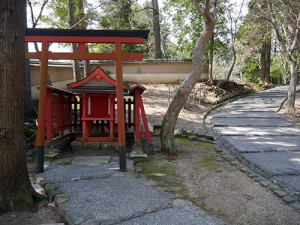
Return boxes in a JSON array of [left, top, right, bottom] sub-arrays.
[[57, 172, 173, 223], [275, 175, 300, 192], [118, 206, 225, 225], [211, 117, 292, 127], [222, 136, 300, 153], [43, 164, 115, 183], [242, 152, 300, 176], [72, 156, 111, 165], [213, 111, 282, 118], [214, 126, 300, 136]]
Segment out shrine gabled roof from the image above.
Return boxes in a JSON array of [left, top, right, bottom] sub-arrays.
[[67, 67, 128, 93]]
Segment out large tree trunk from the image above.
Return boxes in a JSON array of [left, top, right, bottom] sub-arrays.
[[77, 0, 90, 77], [0, 0, 36, 213], [208, 32, 214, 83], [287, 63, 299, 114], [160, 0, 216, 155], [24, 46, 35, 117], [68, 0, 82, 81], [260, 36, 271, 85], [152, 0, 163, 58]]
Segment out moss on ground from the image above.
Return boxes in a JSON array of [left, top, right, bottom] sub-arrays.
[[193, 154, 220, 171]]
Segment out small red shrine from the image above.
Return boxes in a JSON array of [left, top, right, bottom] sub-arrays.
[[25, 28, 150, 172], [65, 67, 152, 146]]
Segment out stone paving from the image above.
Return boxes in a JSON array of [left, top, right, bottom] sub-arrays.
[[36, 156, 226, 225], [206, 85, 300, 206]]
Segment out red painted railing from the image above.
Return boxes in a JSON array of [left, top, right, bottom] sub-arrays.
[[45, 86, 74, 144]]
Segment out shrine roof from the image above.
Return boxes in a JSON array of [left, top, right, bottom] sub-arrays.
[[67, 67, 128, 94]]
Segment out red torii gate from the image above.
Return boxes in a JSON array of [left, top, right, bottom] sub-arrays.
[[25, 28, 149, 173]]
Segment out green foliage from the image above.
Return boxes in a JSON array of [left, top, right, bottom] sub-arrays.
[[242, 57, 260, 84], [163, 0, 229, 64]]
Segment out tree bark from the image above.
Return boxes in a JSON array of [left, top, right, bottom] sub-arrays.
[[208, 32, 214, 83], [152, 0, 163, 58], [287, 63, 299, 114], [24, 44, 35, 117], [68, 0, 82, 81], [260, 36, 271, 85], [160, 0, 216, 155], [0, 0, 36, 213], [77, 0, 90, 77], [225, 46, 236, 82]]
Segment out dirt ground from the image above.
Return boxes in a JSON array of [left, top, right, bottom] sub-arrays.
[[1, 83, 299, 225]]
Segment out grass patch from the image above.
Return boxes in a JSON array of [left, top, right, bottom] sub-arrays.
[[175, 137, 213, 151], [178, 187, 189, 198], [194, 154, 220, 171], [53, 157, 74, 165], [142, 159, 182, 189]]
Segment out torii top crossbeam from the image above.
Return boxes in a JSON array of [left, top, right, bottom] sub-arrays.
[[25, 28, 149, 173]]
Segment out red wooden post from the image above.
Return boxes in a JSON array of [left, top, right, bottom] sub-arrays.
[[60, 93, 64, 136], [46, 88, 53, 142], [73, 96, 78, 128], [115, 41, 127, 171], [82, 94, 88, 138], [134, 90, 141, 145], [35, 41, 49, 173], [109, 95, 114, 138], [137, 95, 153, 145]]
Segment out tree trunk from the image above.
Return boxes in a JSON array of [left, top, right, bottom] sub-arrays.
[[68, 0, 82, 81], [225, 46, 236, 82], [287, 63, 299, 114], [160, 0, 215, 155], [260, 36, 271, 85], [208, 32, 214, 83], [0, 0, 36, 214], [260, 41, 266, 84], [24, 45, 35, 117], [152, 0, 163, 58], [265, 36, 271, 84], [77, 0, 90, 77]]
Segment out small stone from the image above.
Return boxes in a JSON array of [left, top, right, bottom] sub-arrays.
[[274, 190, 287, 198], [174, 129, 183, 136], [57, 203, 69, 217], [44, 183, 59, 194], [254, 176, 265, 182], [71, 178, 81, 181], [291, 202, 300, 210], [268, 184, 278, 191], [36, 176, 44, 184], [283, 194, 297, 204], [230, 161, 238, 166], [39, 180, 50, 188], [248, 173, 259, 178], [240, 167, 248, 173], [48, 189, 63, 201], [215, 148, 223, 153], [260, 180, 270, 187], [54, 194, 69, 204]]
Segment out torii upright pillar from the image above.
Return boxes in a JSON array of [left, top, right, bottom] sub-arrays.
[[115, 42, 127, 171]]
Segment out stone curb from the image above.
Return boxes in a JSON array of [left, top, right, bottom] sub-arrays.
[[203, 93, 300, 212]]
